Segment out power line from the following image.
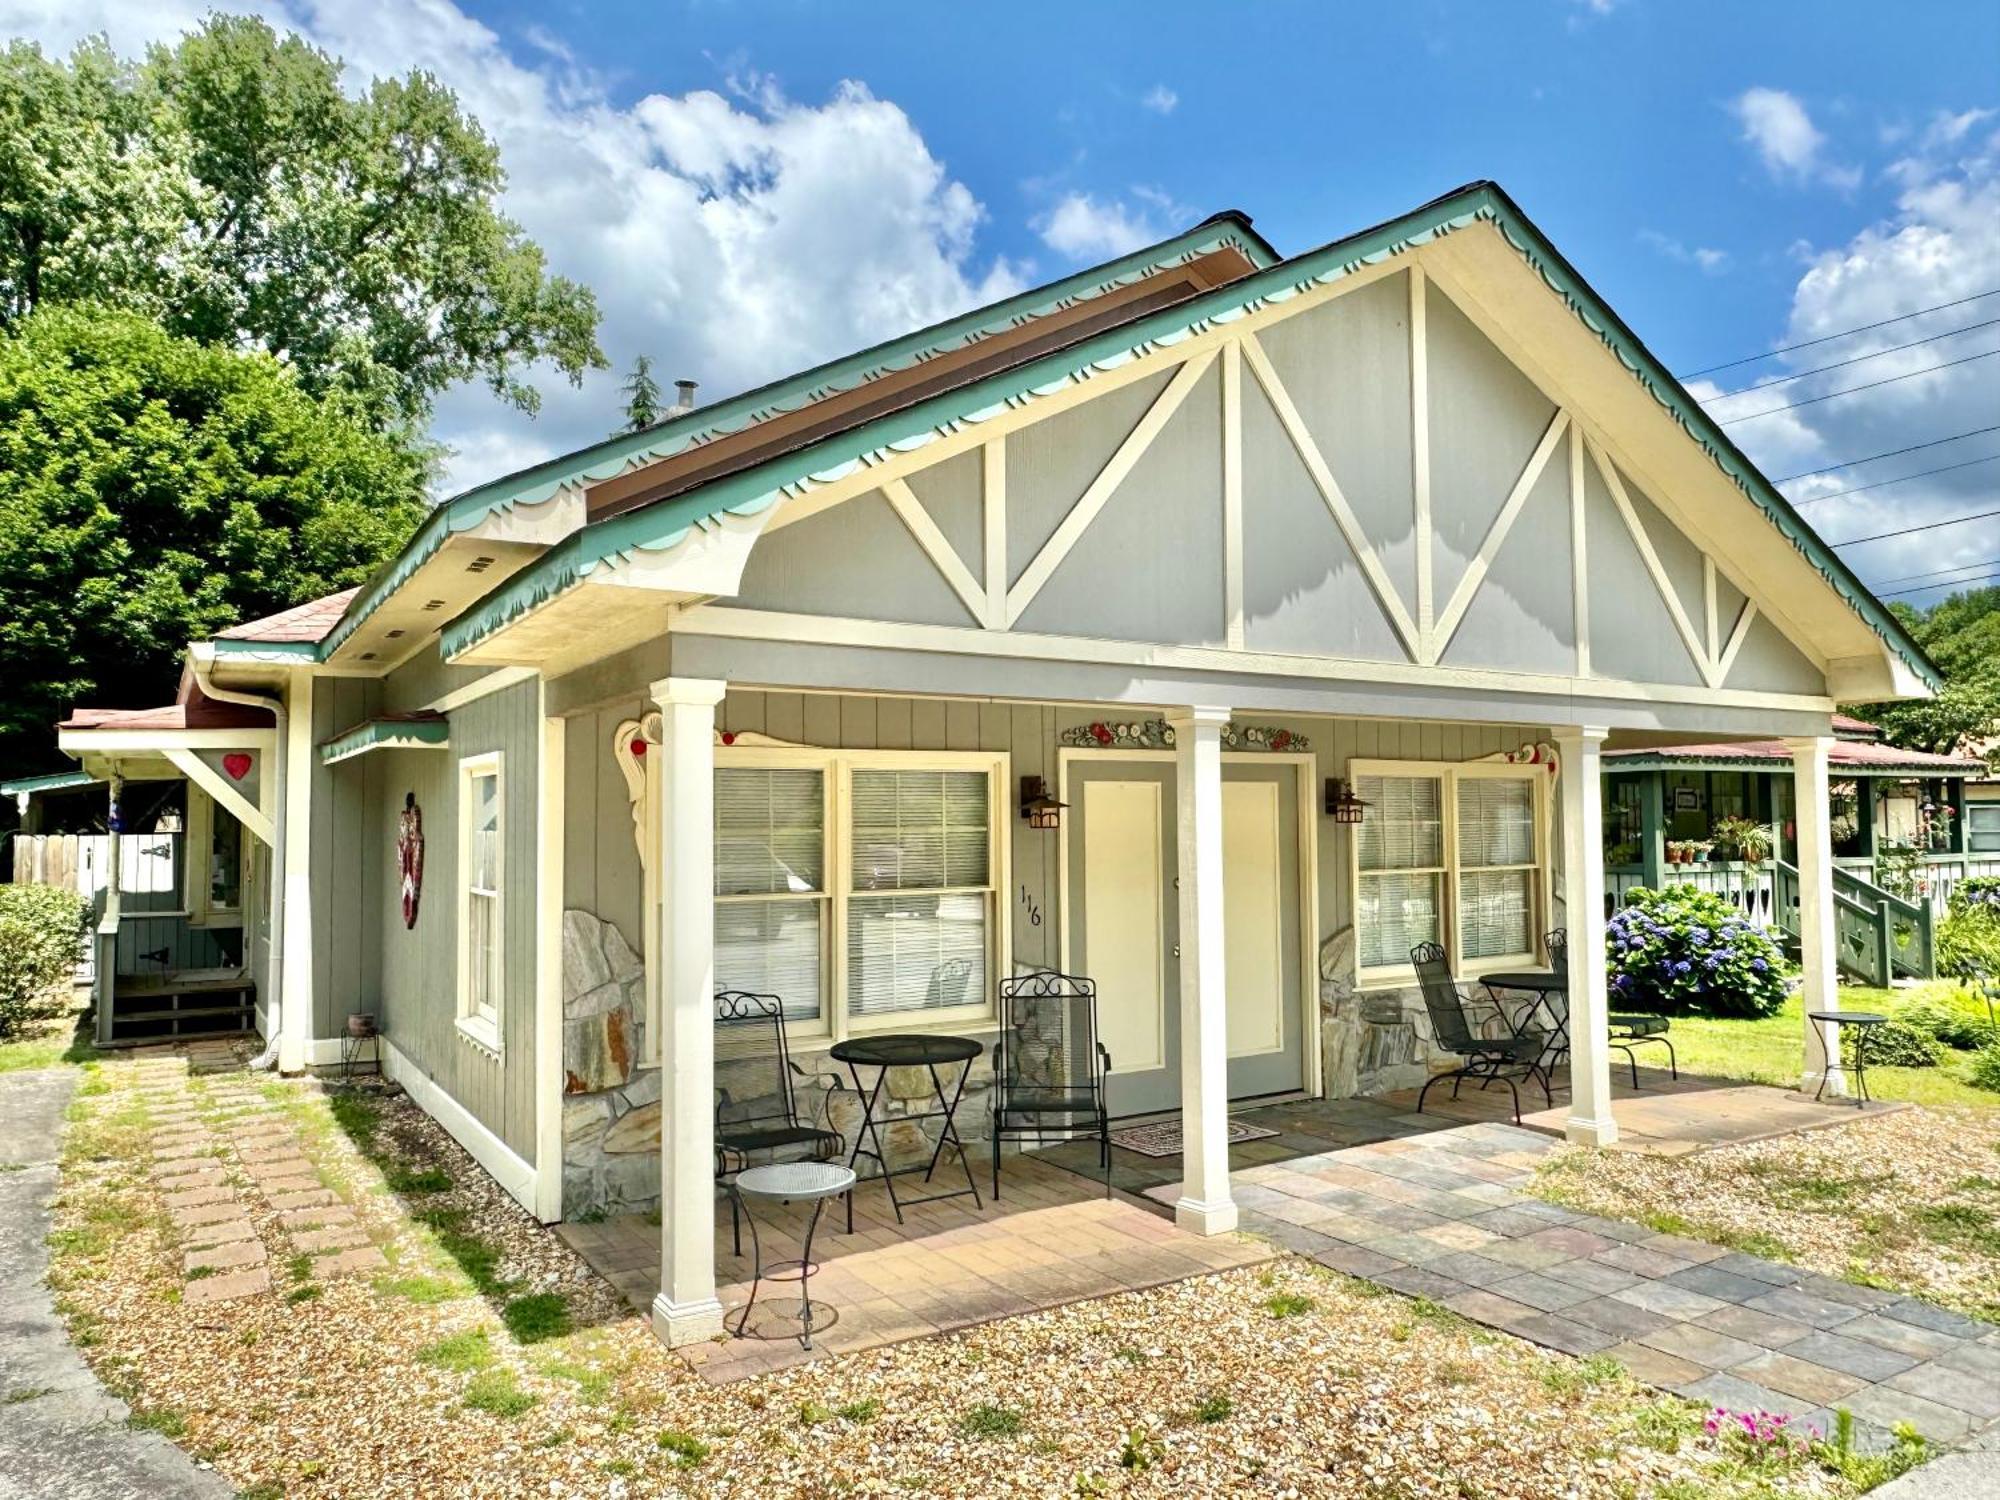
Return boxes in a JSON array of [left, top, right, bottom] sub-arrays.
[[1716, 346, 2000, 424], [1830, 504, 2000, 548], [1870, 556, 2000, 588], [1791, 452, 2000, 505], [1678, 287, 2000, 378], [1697, 316, 2000, 401], [1879, 568, 2000, 599], [1770, 426, 2000, 483]]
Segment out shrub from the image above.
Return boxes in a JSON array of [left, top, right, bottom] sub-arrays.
[[1606, 886, 1792, 1018], [1970, 1045, 2000, 1095], [1843, 1020, 1942, 1070], [1895, 983, 2000, 1052], [0, 884, 90, 1038], [1937, 879, 2000, 982]]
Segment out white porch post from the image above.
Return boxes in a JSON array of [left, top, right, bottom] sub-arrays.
[[1787, 735, 1841, 1096], [278, 669, 315, 1073], [1556, 726, 1618, 1147], [1166, 705, 1237, 1236], [650, 676, 728, 1348]]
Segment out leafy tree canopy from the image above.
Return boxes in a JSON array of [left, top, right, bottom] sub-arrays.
[[0, 16, 604, 427], [0, 303, 428, 772], [1852, 587, 2000, 765]]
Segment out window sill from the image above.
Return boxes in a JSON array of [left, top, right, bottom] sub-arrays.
[[455, 1013, 503, 1059]]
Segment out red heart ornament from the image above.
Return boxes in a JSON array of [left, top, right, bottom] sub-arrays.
[[222, 753, 252, 781]]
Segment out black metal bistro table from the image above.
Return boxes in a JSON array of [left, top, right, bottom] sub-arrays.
[[1808, 1010, 1888, 1105], [1482, 970, 1569, 1072], [828, 1032, 984, 1228]]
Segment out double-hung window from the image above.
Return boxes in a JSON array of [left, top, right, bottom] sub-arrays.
[[1968, 801, 2000, 855], [707, 749, 1004, 1040], [457, 752, 504, 1052], [1352, 760, 1548, 984]]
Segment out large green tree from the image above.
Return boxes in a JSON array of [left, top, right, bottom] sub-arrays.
[[0, 16, 603, 426], [1854, 587, 2000, 766], [0, 304, 428, 771]]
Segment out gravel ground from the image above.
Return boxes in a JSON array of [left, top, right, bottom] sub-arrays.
[[47, 1060, 1867, 1499], [1530, 1105, 2000, 1323]]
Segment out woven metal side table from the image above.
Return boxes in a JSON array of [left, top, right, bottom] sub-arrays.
[[725, 1160, 856, 1350]]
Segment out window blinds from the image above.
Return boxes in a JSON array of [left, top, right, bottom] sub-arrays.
[[850, 769, 990, 891], [1356, 775, 1443, 871], [847, 768, 991, 1017], [1457, 777, 1534, 960], [713, 767, 827, 1020]]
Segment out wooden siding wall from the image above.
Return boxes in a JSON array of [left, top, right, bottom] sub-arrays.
[[309, 677, 383, 1037], [562, 682, 1551, 967], [366, 674, 542, 1160]]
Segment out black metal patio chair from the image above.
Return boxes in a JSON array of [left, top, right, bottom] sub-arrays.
[[991, 971, 1112, 1200], [1412, 943, 1551, 1125], [714, 990, 845, 1255], [1546, 928, 1677, 1087]]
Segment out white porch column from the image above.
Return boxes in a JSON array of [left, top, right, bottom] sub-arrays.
[[1787, 735, 1841, 1096], [1555, 726, 1618, 1147], [1166, 705, 1237, 1236], [278, 669, 314, 1074], [650, 676, 728, 1348]]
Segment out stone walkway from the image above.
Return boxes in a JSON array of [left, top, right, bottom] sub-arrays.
[[1169, 1112, 2000, 1451], [0, 1067, 230, 1500], [134, 1055, 386, 1305]]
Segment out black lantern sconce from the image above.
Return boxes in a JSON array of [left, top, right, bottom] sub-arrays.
[[1323, 778, 1369, 825], [1020, 775, 1068, 830]]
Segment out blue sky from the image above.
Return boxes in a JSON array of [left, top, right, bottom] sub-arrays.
[[7, 0, 1998, 599]]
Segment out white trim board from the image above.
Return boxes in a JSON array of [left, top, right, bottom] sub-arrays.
[[381, 1036, 540, 1218]]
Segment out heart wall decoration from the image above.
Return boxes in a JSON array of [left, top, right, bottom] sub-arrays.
[[222, 753, 253, 781]]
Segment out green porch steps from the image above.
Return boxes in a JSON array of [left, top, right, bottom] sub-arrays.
[[1770, 858, 1934, 988]]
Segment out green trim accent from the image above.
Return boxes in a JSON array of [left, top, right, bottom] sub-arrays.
[[318, 218, 1276, 660], [1604, 752, 1981, 776], [0, 770, 96, 796], [441, 182, 1937, 690], [318, 716, 450, 765]]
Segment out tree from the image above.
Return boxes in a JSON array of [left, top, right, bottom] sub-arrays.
[[0, 17, 604, 427], [0, 303, 429, 773], [1852, 586, 2000, 767], [616, 355, 664, 434]]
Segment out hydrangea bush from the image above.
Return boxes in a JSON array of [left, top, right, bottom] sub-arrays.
[[1606, 885, 1792, 1018]]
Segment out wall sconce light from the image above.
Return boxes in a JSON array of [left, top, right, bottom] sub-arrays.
[[1020, 775, 1067, 830], [1324, 778, 1368, 825]]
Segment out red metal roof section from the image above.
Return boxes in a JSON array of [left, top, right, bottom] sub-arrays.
[[1832, 712, 1881, 737], [215, 587, 361, 644], [61, 681, 273, 733]]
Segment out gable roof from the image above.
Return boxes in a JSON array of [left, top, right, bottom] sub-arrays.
[[217, 587, 360, 644], [438, 181, 1941, 692]]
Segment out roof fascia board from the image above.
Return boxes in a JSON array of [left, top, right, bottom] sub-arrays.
[[1606, 753, 1981, 775]]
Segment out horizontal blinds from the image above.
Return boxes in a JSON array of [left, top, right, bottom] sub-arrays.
[[851, 769, 990, 891], [715, 900, 824, 1021], [1356, 775, 1443, 872], [715, 767, 824, 896], [1458, 777, 1535, 869], [1356, 871, 1441, 970], [847, 892, 988, 1017], [1459, 869, 1532, 960]]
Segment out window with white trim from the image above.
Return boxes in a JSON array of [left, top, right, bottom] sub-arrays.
[[710, 749, 1004, 1038], [184, 787, 244, 927], [457, 753, 504, 1049], [1969, 801, 2000, 855], [1352, 760, 1548, 982]]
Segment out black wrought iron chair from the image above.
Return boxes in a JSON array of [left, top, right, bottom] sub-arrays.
[[714, 991, 845, 1255], [991, 971, 1112, 1199], [1411, 943, 1551, 1125], [1547, 928, 1677, 1087]]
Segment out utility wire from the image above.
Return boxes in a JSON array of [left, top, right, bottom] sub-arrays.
[[1716, 346, 2000, 424], [1790, 452, 2000, 505], [1770, 426, 2000, 483], [1697, 316, 2000, 400], [1879, 568, 2000, 599], [1870, 556, 2000, 588], [1830, 505, 2000, 548], [1678, 287, 2000, 378]]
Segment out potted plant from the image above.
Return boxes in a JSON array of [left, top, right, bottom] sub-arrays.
[[1711, 815, 1772, 865]]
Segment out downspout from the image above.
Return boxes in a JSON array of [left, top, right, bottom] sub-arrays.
[[190, 645, 288, 1071]]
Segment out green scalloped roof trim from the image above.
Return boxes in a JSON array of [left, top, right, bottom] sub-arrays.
[[317, 715, 450, 765], [442, 182, 1936, 690], [1605, 752, 1980, 776], [317, 218, 1274, 660], [208, 638, 319, 660], [0, 769, 96, 796]]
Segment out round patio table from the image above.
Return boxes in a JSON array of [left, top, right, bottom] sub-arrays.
[[726, 1160, 857, 1350], [1481, 970, 1568, 1070], [828, 1032, 984, 1229], [1807, 1010, 1888, 1106]]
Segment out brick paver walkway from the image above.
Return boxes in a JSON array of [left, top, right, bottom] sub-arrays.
[[1185, 1117, 2000, 1451], [130, 1055, 386, 1307]]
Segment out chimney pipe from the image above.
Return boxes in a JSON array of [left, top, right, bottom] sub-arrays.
[[673, 378, 697, 413]]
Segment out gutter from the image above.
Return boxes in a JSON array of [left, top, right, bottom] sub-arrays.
[[188, 645, 287, 1072]]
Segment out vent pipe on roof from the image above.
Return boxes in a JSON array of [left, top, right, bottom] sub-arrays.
[[672, 378, 697, 415]]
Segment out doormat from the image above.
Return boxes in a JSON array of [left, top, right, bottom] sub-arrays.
[[1109, 1118, 1280, 1158]]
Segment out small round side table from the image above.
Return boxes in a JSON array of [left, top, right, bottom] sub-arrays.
[[725, 1160, 857, 1350], [1807, 1011, 1888, 1106]]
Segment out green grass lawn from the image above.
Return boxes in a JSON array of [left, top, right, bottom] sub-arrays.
[[1669, 986, 2000, 1109], [0, 988, 102, 1075]]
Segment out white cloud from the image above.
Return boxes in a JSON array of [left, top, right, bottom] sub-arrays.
[[1731, 86, 1859, 190], [0, 0, 1026, 498], [1639, 229, 1730, 275], [1140, 84, 1178, 116], [1035, 192, 1164, 261], [1703, 111, 2000, 594]]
